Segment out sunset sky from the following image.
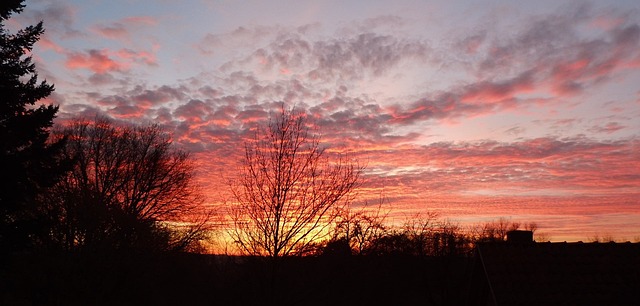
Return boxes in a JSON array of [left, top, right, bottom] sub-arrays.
[[12, 0, 640, 242]]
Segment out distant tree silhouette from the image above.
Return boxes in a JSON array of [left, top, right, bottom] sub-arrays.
[[322, 212, 546, 257], [399, 212, 441, 256], [0, 0, 69, 254], [470, 217, 537, 243], [229, 106, 361, 257], [44, 117, 211, 253], [344, 213, 475, 257], [330, 199, 388, 255], [589, 233, 616, 243]]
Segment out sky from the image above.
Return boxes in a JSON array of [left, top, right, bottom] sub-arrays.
[[11, 0, 640, 242]]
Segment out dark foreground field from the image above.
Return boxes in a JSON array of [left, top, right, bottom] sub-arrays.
[[1, 252, 473, 305]]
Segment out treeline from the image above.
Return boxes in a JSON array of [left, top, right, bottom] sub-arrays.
[[314, 211, 541, 257]]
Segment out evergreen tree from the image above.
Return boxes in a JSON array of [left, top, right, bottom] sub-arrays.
[[0, 0, 67, 253]]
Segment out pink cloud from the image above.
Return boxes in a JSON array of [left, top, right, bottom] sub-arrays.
[[38, 35, 65, 53], [591, 15, 626, 30], [589, 122, 626, 134], [461, 71, 535, 104], [108, 104, 148, 119], [153, 96, 639, 199], [92, 16, 158, 41], [458, 32, 486, 54], [174, 99, 212, 124], [93, 23, 128, 40], [236, 109, 269, 124], [117, 48, 157, 65], [65, 49, 127, 74], [121, 16, 158, 26], [64, 47, 157, 73], [386, 14, 640, 126]]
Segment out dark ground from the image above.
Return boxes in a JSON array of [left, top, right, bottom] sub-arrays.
[[1, 252, 474, 305]]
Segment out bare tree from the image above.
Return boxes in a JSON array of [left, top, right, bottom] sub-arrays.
[[401, 212, 441, 256], [330, 197, 388, 255], [229, 107, 360, 257], [469, 217, 538, 243], [45, 116, 212, 252]]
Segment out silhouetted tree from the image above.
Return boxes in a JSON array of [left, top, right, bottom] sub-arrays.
[[401, 212, 441, 256], [355, 213, 474, 257], [470, 217, 536, 243], [44, 117, 211, 253], [230, 106, 361, 257], [0, 0, 68, 253], [330, 199, 388, 255]]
